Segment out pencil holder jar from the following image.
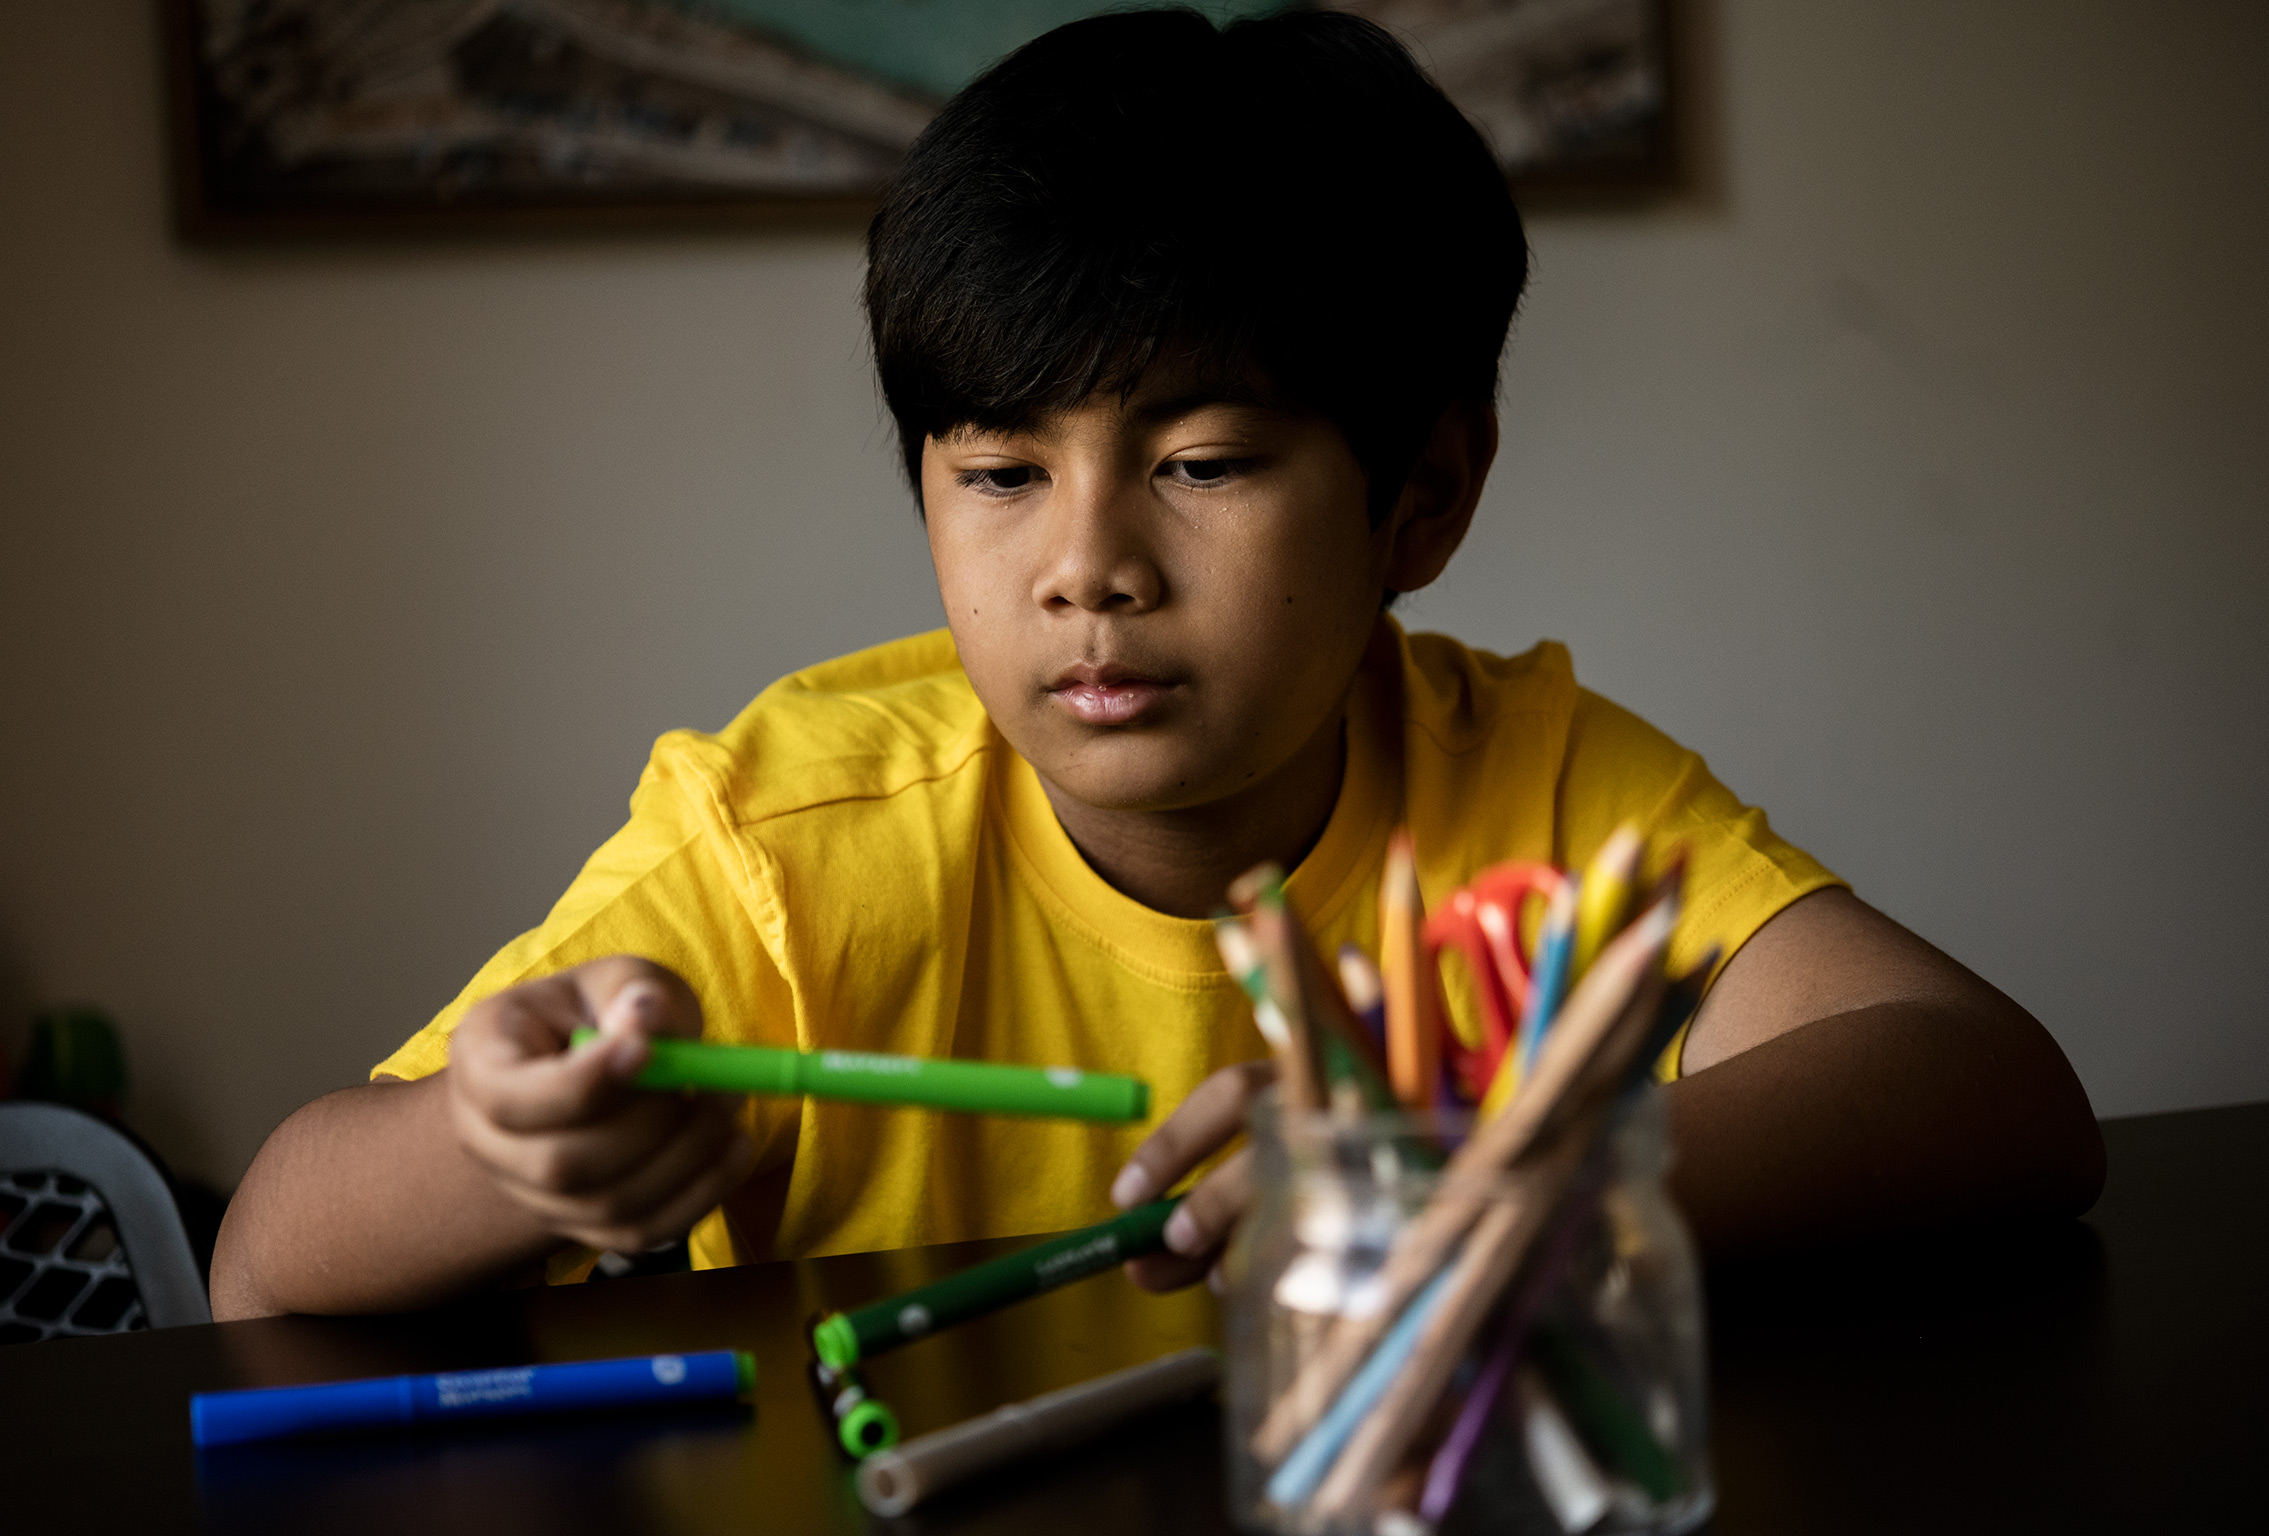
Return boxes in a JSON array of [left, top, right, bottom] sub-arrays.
[[1223, 1087, 1712, 1536]]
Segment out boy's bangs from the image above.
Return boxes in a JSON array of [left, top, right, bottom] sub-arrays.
[[913, 303, 1271, 453], [865, 8, 1527, 512]]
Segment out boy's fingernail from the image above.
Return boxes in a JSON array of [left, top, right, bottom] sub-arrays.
[[1110, 1164, 1153, 1209], [1207, 1265, 1226, 1297], [1164, 1206, 1200, 1255], [607, 981, 664, 1033]]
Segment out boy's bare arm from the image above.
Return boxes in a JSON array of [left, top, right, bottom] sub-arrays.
[[1665, 887, 2104, 1255], [1117, 888, 2104, 1287], [211, 959, 755, 1320], [211, 1073, 556, 1319]]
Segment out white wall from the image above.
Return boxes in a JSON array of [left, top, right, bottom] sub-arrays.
[[1, 2, 2261, 1187], [1415, 0, 2269, 1126]]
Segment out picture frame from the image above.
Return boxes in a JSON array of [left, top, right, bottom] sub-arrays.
[[162, 0, 1677, 241]]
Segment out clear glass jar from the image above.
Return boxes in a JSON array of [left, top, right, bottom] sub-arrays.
[[1224, 1085, 1712, 1536]]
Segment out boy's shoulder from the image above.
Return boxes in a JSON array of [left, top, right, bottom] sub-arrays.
[[641, 629, 997, 830], [1393, 624, 1709, 799], [1395, 624, 1579, 753]]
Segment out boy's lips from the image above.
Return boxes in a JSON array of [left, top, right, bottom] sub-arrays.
[[1046, 663, 1177, 726]]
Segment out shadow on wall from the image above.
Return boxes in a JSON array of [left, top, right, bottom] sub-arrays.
[[0, 928, 32, 1097]]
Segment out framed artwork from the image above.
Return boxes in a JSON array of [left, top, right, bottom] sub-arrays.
[[1330, 0, 1675, 194], [163, 0, 1676, 238]]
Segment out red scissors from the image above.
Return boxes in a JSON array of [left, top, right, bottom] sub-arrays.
[[1421, 861, 1566, 1101]]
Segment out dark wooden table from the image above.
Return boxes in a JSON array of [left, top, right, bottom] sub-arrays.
[[8, 1104, 2266, 1533]]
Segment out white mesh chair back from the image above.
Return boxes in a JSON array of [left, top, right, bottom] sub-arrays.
[[0, 1103, 210, 1343]]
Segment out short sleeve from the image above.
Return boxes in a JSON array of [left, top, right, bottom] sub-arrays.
[[1557, 690, 1847, 1076], [371, 753, 804, 1266]]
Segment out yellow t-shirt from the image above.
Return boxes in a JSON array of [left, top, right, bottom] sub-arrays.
[[374, 620, 1840, 1273]]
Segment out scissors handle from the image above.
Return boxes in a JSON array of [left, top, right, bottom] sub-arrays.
[[1421, 862, 1566, 1093]]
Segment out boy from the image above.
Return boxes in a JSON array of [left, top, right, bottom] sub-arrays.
[[212, 10, 2101, 1319]]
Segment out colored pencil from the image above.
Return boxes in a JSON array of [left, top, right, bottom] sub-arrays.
[[1570, 823, 1644, 982], [1233, 866, 1327, 1111], [1337, 944, 1387, 1058], [1249, 899, 1676, 1465], [1214, 916, 1293, 1053], [1379, 832, 1444, 1110], [1243, 867, 1395, 1112], [1310, 948, 1673, 1514], [1477, 876, 1580, 1120]]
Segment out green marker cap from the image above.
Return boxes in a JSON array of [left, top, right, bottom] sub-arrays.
[[733, 1349, 758, 1402], [838, 1396, 900, 1458], [813, 1311, 860, 1370]]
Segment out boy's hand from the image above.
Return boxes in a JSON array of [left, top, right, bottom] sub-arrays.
[[444, 957, 756, 1255], [1111, 1059, 1277, 1293]]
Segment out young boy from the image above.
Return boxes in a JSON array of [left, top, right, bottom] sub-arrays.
[[211, 10, 2101, 1319]]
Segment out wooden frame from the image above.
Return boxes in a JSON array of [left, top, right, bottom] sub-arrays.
[[1336, 0, 1679, 203], [162, 0, 1679, 242], [160, 0, 918, 240]]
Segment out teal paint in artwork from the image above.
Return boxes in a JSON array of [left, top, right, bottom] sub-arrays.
[[669, 0, 1293, 102]]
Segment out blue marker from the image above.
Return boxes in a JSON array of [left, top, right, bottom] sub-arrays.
[[191, 1350, 756, 1447]]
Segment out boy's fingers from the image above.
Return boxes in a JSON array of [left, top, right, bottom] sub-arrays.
[[557, 1122, 759, 1253], [481, 1101, 748, 1243], [1162, 1145, 1251, 1257], [471, 980, 586, 1057], [578, 959, 706, 1044], [462, 1090, 695, 1196], [1124, 1145, 1251, 1294], [453, 1025, 644, 1134], [1110, 1059, 1276, 1209], [1125, 1246, 1221, 1294], [612, 1130, 759, 1247], [449, 957, 707, 1132], [561, 1100, 747, 1227]]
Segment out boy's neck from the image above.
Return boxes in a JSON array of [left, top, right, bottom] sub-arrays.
[[1037, 707, 1348, 921]]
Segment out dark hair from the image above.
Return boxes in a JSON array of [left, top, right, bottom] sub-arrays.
[[864, 7, 1528, 521]]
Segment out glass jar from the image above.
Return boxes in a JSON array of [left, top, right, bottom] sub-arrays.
[[1223, 1085, 1712, 1536]]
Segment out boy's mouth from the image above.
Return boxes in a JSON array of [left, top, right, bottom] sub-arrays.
[[1046, 663, 1175, 727]]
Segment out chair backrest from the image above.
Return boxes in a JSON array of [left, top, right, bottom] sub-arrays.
[[0, 1102, 211, 1341]]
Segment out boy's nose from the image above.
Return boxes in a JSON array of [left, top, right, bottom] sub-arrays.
[[1032, 482, 1164, 615]]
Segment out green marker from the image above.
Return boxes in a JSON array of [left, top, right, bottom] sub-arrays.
[[812, 1199, 1181, 1368], [569, 1030, 1149, 1123]]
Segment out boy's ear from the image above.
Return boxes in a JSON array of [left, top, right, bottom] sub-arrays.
[[1382, 401, 1497, 595]]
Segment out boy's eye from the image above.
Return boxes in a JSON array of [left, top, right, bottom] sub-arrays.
[[1163, 457, 1246, 487], [958, 465, 1041, 496]]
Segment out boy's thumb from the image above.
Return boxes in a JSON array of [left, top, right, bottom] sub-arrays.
[[599, 978, 672, 1040], [578, 979, 671, 1081]]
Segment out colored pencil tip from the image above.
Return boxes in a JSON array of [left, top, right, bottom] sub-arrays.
[[1213, 917, 1257, 978], [1228, 861, 1286, 914], [1336, 945, 1383, 1013]]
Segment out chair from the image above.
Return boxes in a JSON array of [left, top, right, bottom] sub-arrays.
[[0, 1102, 211, 1343]]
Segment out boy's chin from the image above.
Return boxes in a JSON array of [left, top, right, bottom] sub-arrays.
[[1029, 742, 1245, 818]]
